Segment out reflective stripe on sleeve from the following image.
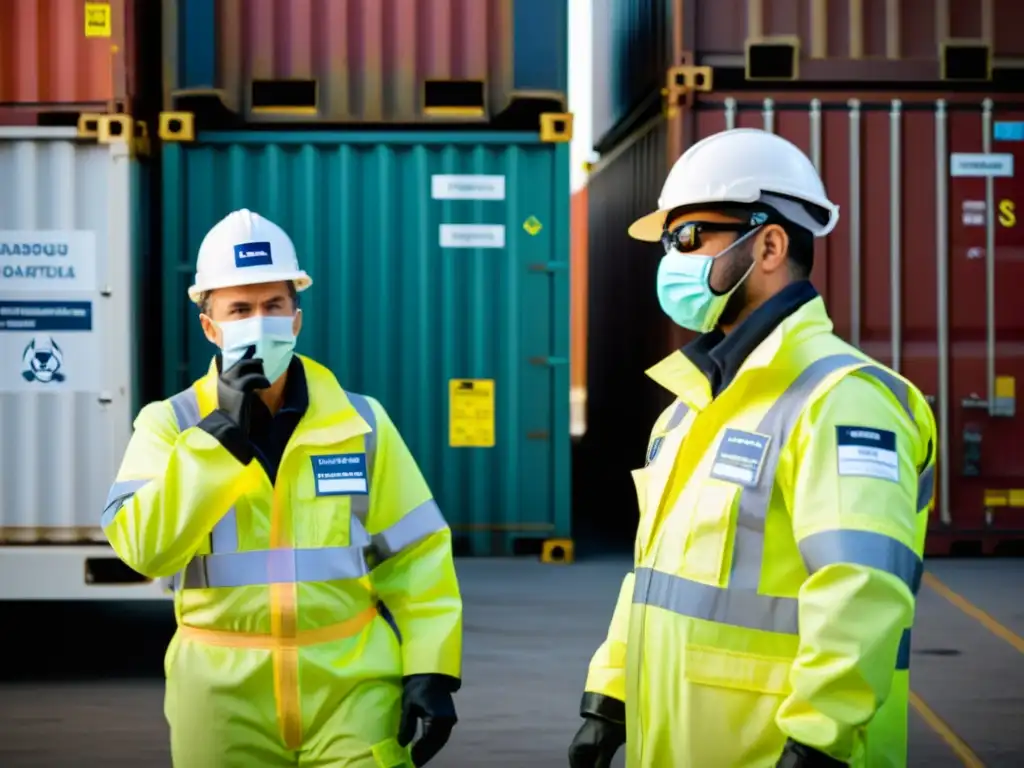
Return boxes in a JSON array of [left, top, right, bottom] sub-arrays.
[[100, 478, 152, 527], [172, 498, 446, 589], [665, 402, 690, 431], [370, 499, 448, 560], [633, 566, 799, 635], [169, 388, 201, 431], [917, 463, 936, 512], [798, 529, 924, 595]]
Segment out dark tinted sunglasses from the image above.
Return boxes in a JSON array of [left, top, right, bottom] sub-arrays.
[[661, 212, 770, 254]]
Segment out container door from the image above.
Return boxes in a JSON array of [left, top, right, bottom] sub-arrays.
[[162, 134, 571, 556], [0, 130, 135, 542]]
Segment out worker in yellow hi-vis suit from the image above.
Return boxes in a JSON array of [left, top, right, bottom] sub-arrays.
[[102, 209, 462, 768], [567, 130, 936, 768]]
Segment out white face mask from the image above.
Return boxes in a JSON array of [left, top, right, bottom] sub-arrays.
[[217, 315, 297, 384]]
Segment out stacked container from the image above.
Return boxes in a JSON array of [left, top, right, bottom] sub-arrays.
[[581, 0, 1024, 555], [0, 0, 163, 597], [156, 0, 572, 557]]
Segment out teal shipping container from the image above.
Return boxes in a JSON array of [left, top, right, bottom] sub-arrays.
[[161, 130, 571, 556]]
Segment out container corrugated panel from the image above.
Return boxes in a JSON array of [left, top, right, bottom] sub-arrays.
[[0, 0, 138, 123], [578, 118, 680, 549], [161, 130, 570, 555], [672, 92, 1024, 555], [164, 0, 568, 124], [692, 0, 1024, 80], [591, 0, 674, 148], [0, 126, 140, 544]]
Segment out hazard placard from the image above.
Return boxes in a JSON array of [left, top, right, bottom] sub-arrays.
[[84, 3, 112, 37], [449, 379, 495, 448]]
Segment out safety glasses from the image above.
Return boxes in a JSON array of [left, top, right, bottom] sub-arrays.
[[661, 212, 770, 254]]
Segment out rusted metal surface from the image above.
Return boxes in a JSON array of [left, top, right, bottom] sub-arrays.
[[0, 0, 136, 118], [693, 0, 1024, 73], [672, 92, 1024, 548], [165, 0, 568, 124]]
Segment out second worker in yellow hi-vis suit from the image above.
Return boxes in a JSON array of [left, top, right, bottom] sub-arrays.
[[102, 209, 462, 768], [568, 130, 937, 768]]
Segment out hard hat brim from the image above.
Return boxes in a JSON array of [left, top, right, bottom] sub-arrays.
[[628, 209, 670, 242], [188, 270, 313, 304]]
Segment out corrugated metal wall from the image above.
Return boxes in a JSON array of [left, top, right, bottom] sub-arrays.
[[161, 130, 571, 555], [0, 126, 141, 543], [163, 0, 568, 124], [0, 0, 136, 115], [577, 118, 679, 549], [591, 0, 674, 148]]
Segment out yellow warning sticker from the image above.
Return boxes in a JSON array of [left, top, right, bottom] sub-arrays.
[[523, 216, 543, 236], [84, 2, 112, 37], [449, 379, 495, 448]]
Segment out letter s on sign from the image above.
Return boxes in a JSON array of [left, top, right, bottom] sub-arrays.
[[998, 199, 1016, 228]]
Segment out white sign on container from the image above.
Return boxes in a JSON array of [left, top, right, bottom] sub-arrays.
[[962, 199, 986, 226], [0, 298, 100, 392], [431, 175, 506, 201], [439, 224, 506, 249], [949, 153, 1015, 178], [0, 230, 98, 293]]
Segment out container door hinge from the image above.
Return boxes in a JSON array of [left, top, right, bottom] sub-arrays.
[[527, 262, 568, 273], [540, 113, 573, 143], [529, 356, 569, 367], [159, 111, 196, 142]]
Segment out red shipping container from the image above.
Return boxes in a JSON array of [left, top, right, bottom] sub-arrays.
[[0, 0, 139, 125]]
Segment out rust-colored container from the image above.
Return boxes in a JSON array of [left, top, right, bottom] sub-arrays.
[[691, 0, 1024, 80], [0, 0, 138, 124], [570, 184, 589, 438], [669, 93, 1024, 554], [163, 0, 568, 124]]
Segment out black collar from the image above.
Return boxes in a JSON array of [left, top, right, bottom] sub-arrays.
[[681, 280, 819, 396]]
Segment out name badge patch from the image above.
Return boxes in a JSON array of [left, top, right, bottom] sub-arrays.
[[709, 429, 771, 487], [312, 453, 368, 496], [836, 426, 899, 482]]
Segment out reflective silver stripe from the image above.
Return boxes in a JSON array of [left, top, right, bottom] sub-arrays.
[[632, 567, 799, 634], [896, 628, 912, 670], [798, 529, 924, 594], [172, 499, 448, 589], [665, 401, 690, 431], [169, 388, 201, 431], [370, 499, 448, 560], [730, 353, 866, 589], [100, 478, 152, 527], [917, 463, 936, 512], [346, 392, 377, 523], [172, 545, 370, 589], [167, 386, 240, 560]]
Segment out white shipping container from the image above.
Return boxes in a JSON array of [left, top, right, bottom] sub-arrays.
[[0, 125, 165, 599]]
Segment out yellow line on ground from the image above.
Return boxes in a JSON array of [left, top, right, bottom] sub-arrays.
[[922, 571, 1024, 654], [909, 691, 986, 768]]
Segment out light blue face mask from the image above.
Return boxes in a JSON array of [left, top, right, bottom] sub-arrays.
[[656, 227, 761, 333], [218, 315, 297, 384]]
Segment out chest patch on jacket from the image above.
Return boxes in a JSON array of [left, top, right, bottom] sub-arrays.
[[709, 429, 771, 487], [311, 453, 368, 495], [836, 426, 899, 482]]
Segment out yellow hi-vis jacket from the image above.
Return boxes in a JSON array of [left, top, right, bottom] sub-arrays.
[[102, 355, 462, 764], [585, 298, 936, 768]]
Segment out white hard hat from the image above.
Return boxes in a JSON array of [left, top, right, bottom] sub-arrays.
[[628, 128, 840, 242], [188, 209, 313, 303]]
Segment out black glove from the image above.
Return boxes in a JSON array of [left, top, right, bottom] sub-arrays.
[[776, 739, 848, 767], [397, 673, 459, 766], [196, 353, 270, 465], [568, 693, 626, 768]]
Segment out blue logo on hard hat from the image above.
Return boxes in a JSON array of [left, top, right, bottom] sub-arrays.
[[233, 241, 272, 268]]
